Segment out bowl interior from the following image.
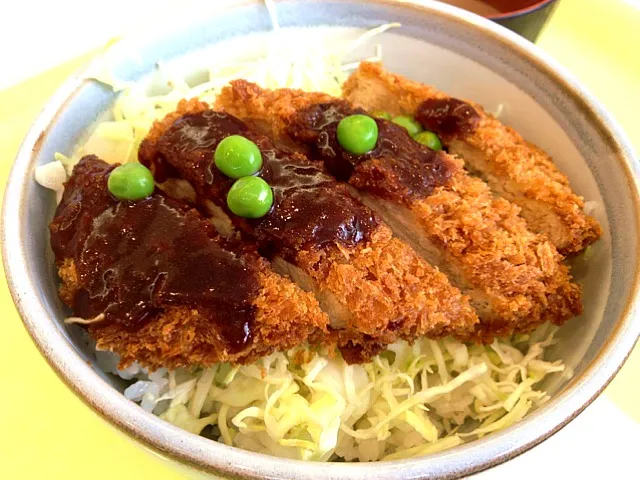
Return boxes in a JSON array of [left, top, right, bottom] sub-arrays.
[[35, 7, 614, 396], [4, 1, 638, 479]]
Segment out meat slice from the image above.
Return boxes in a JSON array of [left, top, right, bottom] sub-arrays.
[[138, 101, 477, 359], [342, 61, 601, 255], [216, 80, 583, 341], [50, 156, 328, 369]]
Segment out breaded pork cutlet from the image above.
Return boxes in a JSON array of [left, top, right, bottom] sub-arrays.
[[138, 101, 477, 361], [342, 62, 601, 255], [50, 156, 328, 370], [216, 81, 582, 341]]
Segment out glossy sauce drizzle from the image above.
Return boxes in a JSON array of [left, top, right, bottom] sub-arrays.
[[50, 156, 259, 352], [415, 98, 481, 138], [287, 102, 456, 205], [143, 111, 379, 260]]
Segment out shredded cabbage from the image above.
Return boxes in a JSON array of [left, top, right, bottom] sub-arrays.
[[37, 0, 568, 462], [34, 12, 400, 192], [112, 327, 563, 461]]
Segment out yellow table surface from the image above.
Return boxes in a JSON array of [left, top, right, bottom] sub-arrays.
[[1, 1, 639, 478]]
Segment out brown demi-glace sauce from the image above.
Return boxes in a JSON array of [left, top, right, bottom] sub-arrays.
[[286, 102, 456, 205], [415, 98, 481, 138], [49, 156, 260, 352], [142, 110, 379, 260]]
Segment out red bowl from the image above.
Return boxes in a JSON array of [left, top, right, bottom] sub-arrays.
[[447, 0, 560, 41]]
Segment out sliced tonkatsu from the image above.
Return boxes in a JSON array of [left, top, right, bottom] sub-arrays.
[[342, 61, 602, 255], [138, 100, 478, 360], [50, 155, 328, 369], [216, 80, 583, 341]]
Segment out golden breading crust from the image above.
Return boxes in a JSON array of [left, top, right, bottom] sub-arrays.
[[296, 225, 477, 341], [141, 98, 478, 349], [413, 166, 582, 341], [215, 80, 583, 341], [58, 259, 328, 370], [342, 61, 601, 255], [215, 82, 333, 149]]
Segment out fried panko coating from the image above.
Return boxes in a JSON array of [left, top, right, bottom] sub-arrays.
[[342, 62, 601, 255], [59, 258, 327, 370], [139, 100, 477, 356], [52, 158, 328, 370], [216, 80, 582, 341]]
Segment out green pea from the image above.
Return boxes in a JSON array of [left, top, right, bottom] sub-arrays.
[[372, 110, 392, 120], [336, 114, 379, 155], [414, 130, 443, 151], [227, 176, 273, 218], [392, 115, 423, 137], [214, 135, 263, 179], [107, 163, 154, 200]]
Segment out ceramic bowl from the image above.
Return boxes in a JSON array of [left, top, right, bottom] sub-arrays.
[[2, 1, 639, 478]]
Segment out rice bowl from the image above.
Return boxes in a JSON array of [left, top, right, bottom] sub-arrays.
[[3, 1, 639, 478]]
